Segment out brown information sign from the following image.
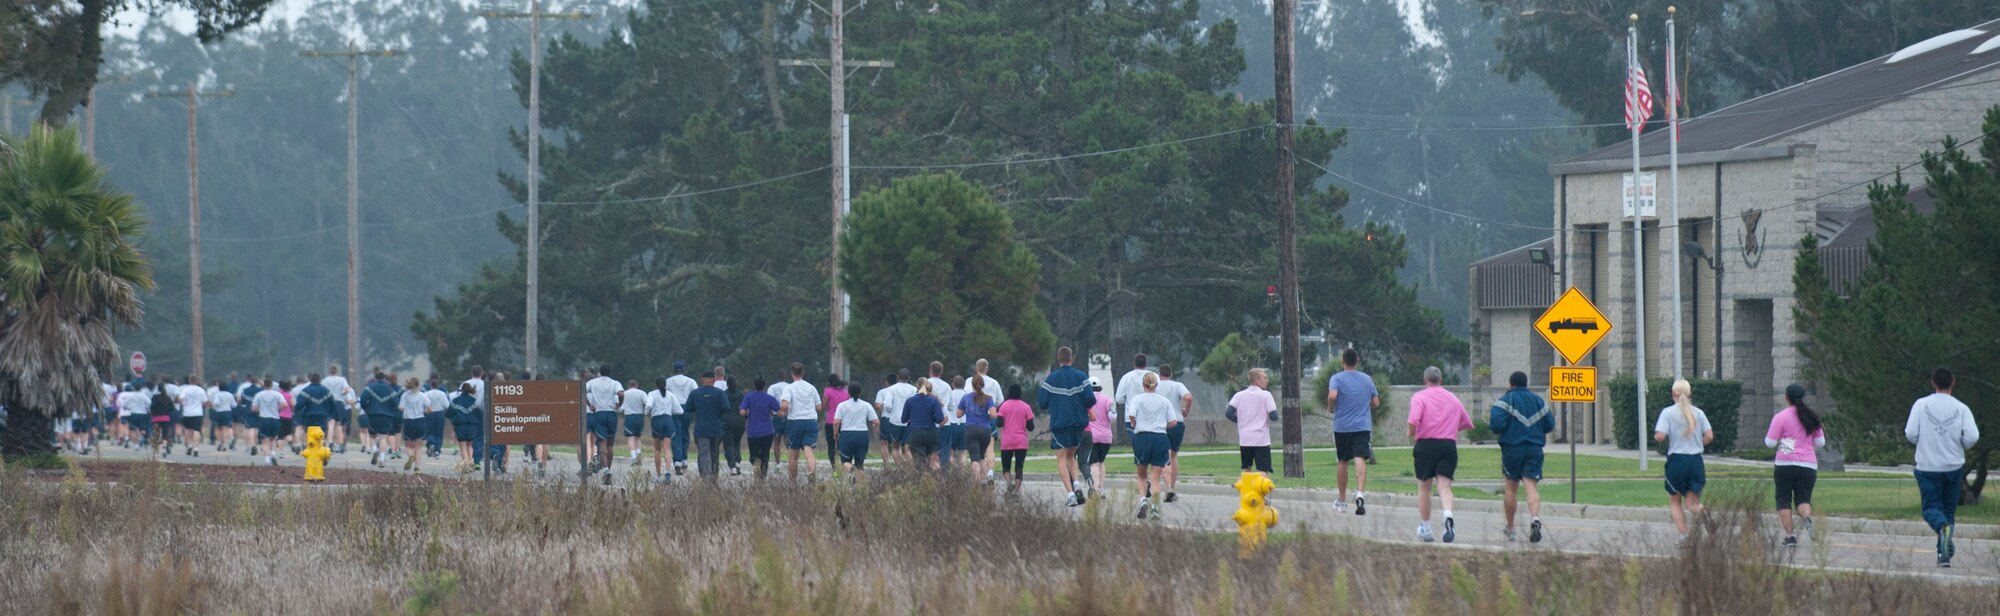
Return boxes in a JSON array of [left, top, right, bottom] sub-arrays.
[[487, 380, 582, 446]]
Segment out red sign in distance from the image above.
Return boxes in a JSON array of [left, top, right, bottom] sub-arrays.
[[130, 352, 147, 377]]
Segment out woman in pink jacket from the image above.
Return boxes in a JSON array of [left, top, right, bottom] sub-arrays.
[[1766, 384, 1827, 548]]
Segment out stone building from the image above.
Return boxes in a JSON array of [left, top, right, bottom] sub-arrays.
[[1469, 22, 2000, 447]]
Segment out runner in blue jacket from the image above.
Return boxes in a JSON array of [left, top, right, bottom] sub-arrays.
[[1489, 371, 1555, 543], [1037, 346, 1095, 507]]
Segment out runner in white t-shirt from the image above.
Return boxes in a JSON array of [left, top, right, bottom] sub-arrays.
[[398, 378, 429, 472], [779, 363, 822, 481], [174, 376, 209, 457], [208, 382, 238, 453], [252, 380, 287, 466], [584, 369, 623, 483], [620, 381, 650, 464], [321, 365, 354, 454], [647, 379, 683, 483], [1155, 364, 1195, 503]]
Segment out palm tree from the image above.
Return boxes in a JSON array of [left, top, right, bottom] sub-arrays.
[[0, 126, 152, 458]]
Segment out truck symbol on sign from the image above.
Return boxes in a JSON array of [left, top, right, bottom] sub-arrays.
[[1548, 318, 1599, 334]]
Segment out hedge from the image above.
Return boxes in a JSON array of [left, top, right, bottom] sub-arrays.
[[1608, 375, 1742, 453]]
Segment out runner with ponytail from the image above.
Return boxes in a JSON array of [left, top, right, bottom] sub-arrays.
[[1766, 384, 1827, 547]]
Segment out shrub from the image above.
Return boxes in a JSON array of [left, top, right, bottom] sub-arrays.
[[1464, 418, 1495, 444], [4, 453, 70, 471], [1835, 425, 1918, 466], [1609, 375, 1742, 452]]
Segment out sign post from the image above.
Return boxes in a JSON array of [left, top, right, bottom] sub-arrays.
[[1535, 287, 1613, 504], [486, 380, 583, 482]]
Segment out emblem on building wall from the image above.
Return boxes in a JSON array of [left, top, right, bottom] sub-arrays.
[[1741, 208, 1765, 268]]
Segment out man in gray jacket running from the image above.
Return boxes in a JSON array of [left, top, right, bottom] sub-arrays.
[[1906, 367, 1980, 568]]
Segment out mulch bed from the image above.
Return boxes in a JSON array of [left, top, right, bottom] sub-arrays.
[[23, 459, 463, 487]]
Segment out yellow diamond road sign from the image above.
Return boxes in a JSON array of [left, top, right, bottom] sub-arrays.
[[1535, 287, 1613, 365]]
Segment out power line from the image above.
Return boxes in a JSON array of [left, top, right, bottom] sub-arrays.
[[849, 124, 1271, 170], [540, 165, 828, 206]]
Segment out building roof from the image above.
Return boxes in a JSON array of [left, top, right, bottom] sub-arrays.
[[1563, 20, 2000, 166]]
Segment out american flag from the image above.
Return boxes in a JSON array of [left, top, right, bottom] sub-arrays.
[[1626, 54, 1655, 133]]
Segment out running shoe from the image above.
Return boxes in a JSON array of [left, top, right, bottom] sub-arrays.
[[1799, 515, 1813, 538], [1938, 556, 1952, 568], [1354, 495, 1367, 516], [1503, 527, 1517, 542], [601, 470, 612, 486], [1781, 535, 1797, 548], [1417, 524, 1434, 543], [1136, 501, 1152, 520], [266, 456, 276, 467], [1065, 492, 1082, 508], [731, 467, 742, 477], [1164, 492, 1179, 504], [1334, 501, 1349, 514], [1442, 517, 1456, 544], [1529, 519, 1544, 544], [1076, 489, 1089, 506], [370, 451, 381, 466], [190, 447, 199, 457], [1941, 524, 1955, 561], [249, 446, 259, 456], [404, 456, 417, 471]]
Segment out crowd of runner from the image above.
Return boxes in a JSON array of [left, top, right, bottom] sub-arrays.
[[44, 350, 1980, 565]]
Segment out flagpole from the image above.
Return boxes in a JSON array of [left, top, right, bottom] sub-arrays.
[[1629, 14, 1648, 472], [1668, 7, 1683, 381]]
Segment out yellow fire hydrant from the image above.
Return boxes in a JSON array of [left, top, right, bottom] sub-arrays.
[[1232, 471, 1278, 558], [302, 426, 332, 482]]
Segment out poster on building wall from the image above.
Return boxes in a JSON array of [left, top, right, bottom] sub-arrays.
[[1622, 171, 1658, 218]]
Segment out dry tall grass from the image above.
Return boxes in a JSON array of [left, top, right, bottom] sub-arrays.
[[0, 463, 1989, 615]]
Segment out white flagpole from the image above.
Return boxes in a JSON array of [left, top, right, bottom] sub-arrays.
[[1629, 15, 1648, 472], [1668, 8, 1684, 382]]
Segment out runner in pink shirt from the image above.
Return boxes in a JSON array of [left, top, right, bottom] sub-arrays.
[[1406, 367, 1471, 543], [1086, 378, 1114, 492], [1226, 369, 1277, 473], [995, 384, 1035, 494], [822, 374, 849, 473], [1765, 384, 1827, 548]]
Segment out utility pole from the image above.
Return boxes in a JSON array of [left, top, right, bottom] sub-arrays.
[[83, 76, 134, 156], [482, 2, 592, 378], [302, 43, 401, 382], [145, 82, 235, 383], [784, 0, 892, 380], [1273, 0, 1305, 478]]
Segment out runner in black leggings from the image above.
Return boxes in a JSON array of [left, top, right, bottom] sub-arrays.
[[995, 384, 1035, 493]]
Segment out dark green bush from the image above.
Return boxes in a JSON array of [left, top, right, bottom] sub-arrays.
[[1609, 375, 1742, 452], [2, 454, 70, 471]]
